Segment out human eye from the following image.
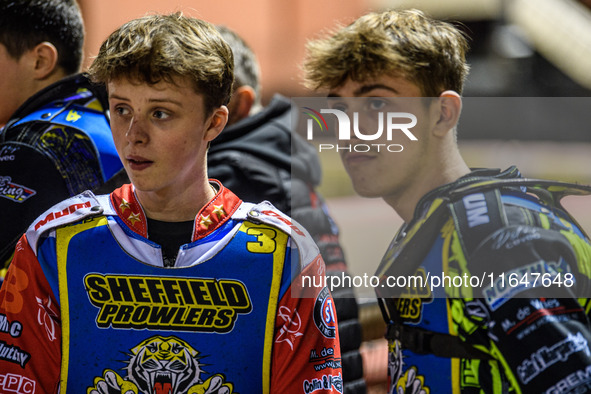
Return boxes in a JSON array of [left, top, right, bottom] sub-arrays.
[[112, 105, 130, 117], [152, 109, 171, 120], [367, 98, 387, 111], [329, 101, 348, 112]]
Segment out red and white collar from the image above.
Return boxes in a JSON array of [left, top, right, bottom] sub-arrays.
[[110, 179, 242, 241]]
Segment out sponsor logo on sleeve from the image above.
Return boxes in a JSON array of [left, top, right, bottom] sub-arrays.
[[517, 332, 590, 384], [0, 176, 36, 203], [261, 210, 305, 236], [36, 297, 58, 342], [0, 314, 23, 338], [275, 306, 303, 350], [0, 341, 31, 368], [500, 298, 583, 340], [303, 373, 343, 393], [33, 201, 92, 230], [0, 145, 18, 162], [313, 287, 336, 338], [309, 346, 342, 371], [544, 364, 591, 394], [484, 259, 570, 311], [0, 373, 36, 393]]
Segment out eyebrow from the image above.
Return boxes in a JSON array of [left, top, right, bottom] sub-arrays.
[[108, 94, 129, 101], [328, 84, 400, 98], [109, 94, 184, 107]]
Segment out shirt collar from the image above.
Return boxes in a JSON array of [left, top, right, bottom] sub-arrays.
[[110, 179, 242, 241]]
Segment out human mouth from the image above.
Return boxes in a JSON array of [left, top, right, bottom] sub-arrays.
[[342, 152, 376, 166], [126, 155, 153, 171]]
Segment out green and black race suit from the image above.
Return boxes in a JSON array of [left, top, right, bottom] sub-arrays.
[[377, 167, 591, 393]]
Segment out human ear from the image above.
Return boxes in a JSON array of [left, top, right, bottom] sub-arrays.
[[203, 105, 229, 142], [228, 86, 256, 123], [31, 42, 60, 80], [432, 90, 462, 138]]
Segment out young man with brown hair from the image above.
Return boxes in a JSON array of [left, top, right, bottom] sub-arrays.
[[304, 9, 591, 393], [0, 13, 342, 393]]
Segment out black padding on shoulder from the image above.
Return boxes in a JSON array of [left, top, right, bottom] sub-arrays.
[[0, 142, 69, 261], [450, 188, 506, 258]]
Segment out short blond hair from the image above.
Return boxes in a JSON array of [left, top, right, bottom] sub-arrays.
[[88, 12, 234, 114], [303, 9, 469, 96]]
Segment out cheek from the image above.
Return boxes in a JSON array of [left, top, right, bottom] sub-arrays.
[[166, 138, 200, 163], [110, 125, 128, 147]]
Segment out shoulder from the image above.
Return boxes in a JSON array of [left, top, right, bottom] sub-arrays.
[[448, 180, 591, 249], [451, 188, 591, 283], [25, 190, 110, 253], [234, 201, 320, 269], [6, 73, 106, 126]]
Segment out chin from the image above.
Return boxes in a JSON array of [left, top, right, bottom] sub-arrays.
[[130, 179, 157, 193], [351, 184, 383, 199]]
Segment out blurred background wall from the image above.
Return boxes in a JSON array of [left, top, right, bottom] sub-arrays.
[[79, 0, 591, 100], [78, 0, 368, 100]]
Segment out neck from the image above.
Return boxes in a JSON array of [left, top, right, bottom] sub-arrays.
[[384, 148, 470, 223], [34, 68, 69, 95], [10, 69, 70, 123], [136, 179, 215, 222]]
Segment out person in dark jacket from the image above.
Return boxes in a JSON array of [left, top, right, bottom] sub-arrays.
[[208, 26, 367, 393], [0, 0, 123, 277]]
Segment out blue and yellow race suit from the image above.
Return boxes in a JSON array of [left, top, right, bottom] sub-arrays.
[[0, 181, 342, 394]]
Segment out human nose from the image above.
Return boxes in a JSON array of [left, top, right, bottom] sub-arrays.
[[125, 116, 148, 144]]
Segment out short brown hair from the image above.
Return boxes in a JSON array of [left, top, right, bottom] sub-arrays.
[[88, 12, 234, 114], [303, 9, 469, 96]]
